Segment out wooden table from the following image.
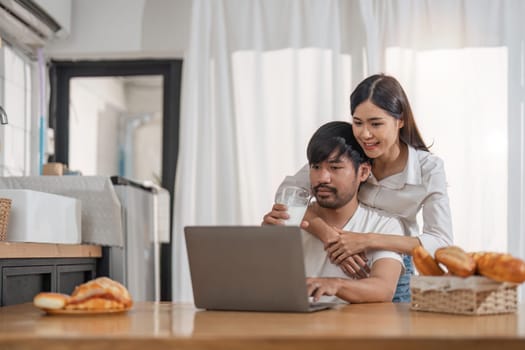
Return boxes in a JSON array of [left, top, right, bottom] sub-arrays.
[[0, 302, 524, 350]]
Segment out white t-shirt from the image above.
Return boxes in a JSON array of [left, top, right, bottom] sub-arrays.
[[291, 145, 453, 256], [302, 203, 405, 303]]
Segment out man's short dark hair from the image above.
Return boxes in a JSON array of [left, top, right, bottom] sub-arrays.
[[306, 121, 371, 172]]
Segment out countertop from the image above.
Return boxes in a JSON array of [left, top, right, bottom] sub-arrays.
[[0, 242, 101, 258], [0, 301, 524, 350]]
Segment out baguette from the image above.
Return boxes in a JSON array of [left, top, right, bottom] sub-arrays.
[[468, 251, 485, 264], [412, 245, 445, 276], [476, 252, 525, 283], [468, 251, 485, 274], [435, 246, 476, 277]]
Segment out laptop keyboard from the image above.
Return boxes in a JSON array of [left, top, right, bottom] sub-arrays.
[[308, 302, 337, 312]]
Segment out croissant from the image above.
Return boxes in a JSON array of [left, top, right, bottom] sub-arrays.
[[34, 277, 133, 311]]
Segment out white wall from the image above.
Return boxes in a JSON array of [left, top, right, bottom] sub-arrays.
[[45, 0, 191, 59]]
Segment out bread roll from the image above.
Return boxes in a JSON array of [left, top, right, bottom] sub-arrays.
[[33, 292, 69, 310], [477, 252, 525, 283], [435, 246, 476, 277], [412, 245, 445, 276]]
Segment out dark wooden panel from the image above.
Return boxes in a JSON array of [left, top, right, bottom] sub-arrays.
[[0, 257, 99, 306], [2, 265, 54, 306], [56, 263, 96, 295]]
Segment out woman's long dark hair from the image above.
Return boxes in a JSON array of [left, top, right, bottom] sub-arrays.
[[350, 74, 429, 151]]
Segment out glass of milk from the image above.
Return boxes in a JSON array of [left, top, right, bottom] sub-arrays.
[[275, 185, 311, 226]]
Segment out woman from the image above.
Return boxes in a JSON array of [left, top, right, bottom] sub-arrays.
[[263, 74, 453, 302]]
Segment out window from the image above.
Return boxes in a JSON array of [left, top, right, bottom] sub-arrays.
[[0, 45, 33, 176]]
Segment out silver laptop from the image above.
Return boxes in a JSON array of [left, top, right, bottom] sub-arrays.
[[184, 225, 336, 312]]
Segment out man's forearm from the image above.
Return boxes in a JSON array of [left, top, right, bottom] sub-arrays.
[[335, 277, 396, 303], [330, 259, 402, 303]]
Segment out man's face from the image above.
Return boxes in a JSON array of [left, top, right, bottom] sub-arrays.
[[309, 151, 360, 209]]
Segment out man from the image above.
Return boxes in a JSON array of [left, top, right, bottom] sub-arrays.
[[269, 121, 404, 303]]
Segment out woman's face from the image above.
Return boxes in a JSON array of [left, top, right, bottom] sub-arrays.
[[351, 100, 403, 159]]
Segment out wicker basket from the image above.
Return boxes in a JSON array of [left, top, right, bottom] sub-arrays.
[[410, 275, 517, 315], [0, 198, 12, 241]]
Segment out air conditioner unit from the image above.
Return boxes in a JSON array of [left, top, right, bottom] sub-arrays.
[[0, 0, 70, 56]]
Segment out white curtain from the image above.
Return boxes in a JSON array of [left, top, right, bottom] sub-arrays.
[[358, 1, 525, 302], [173, 0, 525, 302], [173, 0, 357, 302], [359, 0, 515, 253]]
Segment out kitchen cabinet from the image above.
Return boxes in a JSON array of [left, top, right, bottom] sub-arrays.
[[0, 242, 101, 306], [0, 258, 97, 306]]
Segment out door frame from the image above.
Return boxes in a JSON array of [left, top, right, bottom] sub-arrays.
[[48, 59, 182, 301]]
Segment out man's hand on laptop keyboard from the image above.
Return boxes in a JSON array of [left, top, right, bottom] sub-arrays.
[[306, 278, 339, 302]]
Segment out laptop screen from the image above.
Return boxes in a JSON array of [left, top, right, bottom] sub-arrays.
[[184, 225, 320, 312]]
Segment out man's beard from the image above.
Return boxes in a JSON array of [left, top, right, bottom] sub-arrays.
[[313, 184, 356, 209]]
